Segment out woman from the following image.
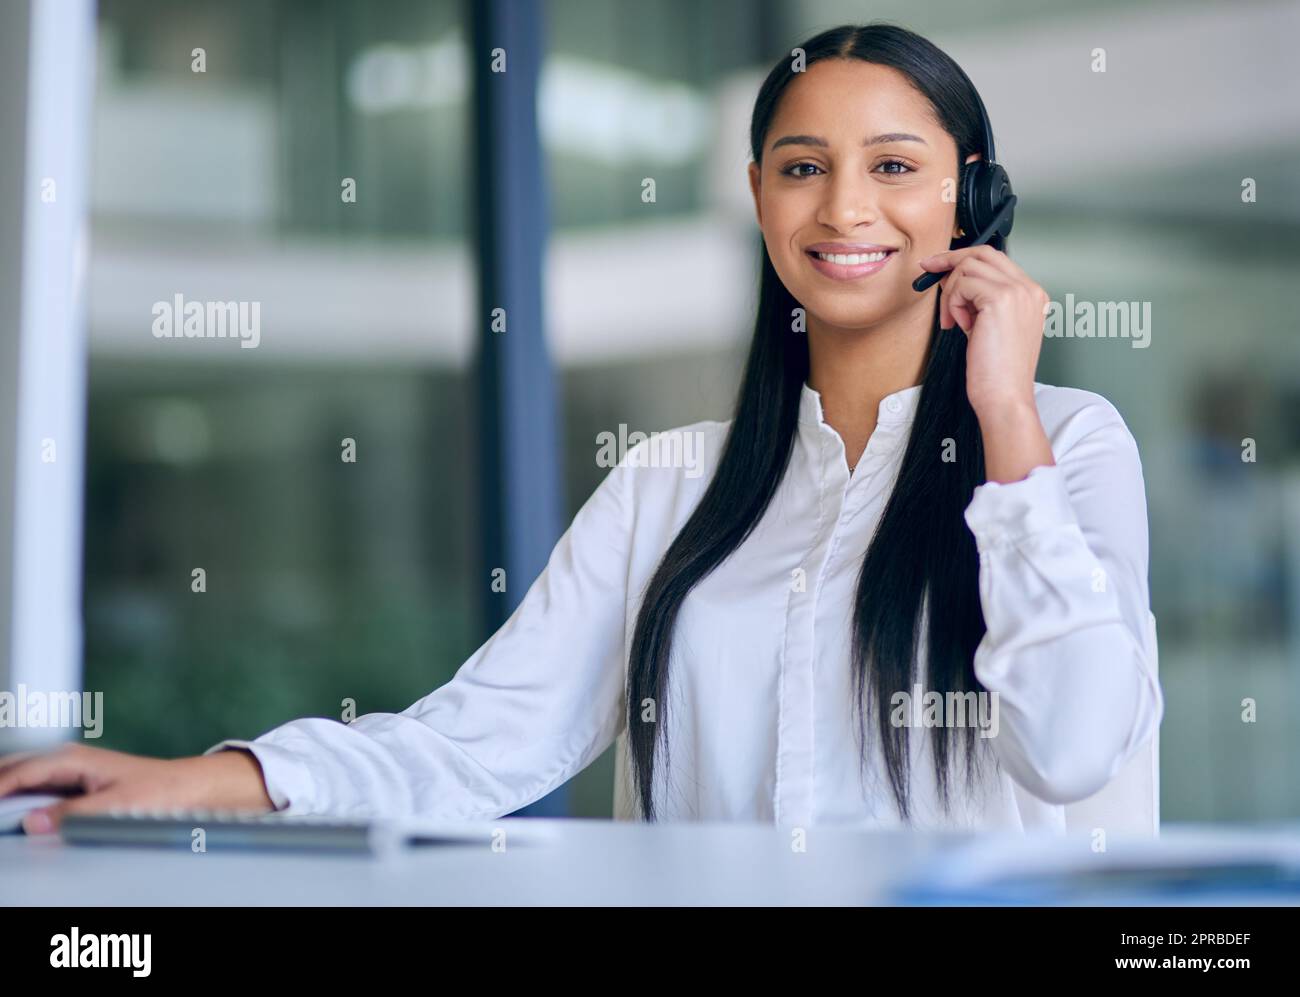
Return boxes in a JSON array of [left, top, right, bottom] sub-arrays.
[[0, 23, 1162, 833]]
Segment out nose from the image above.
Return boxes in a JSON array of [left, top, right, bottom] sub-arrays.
[[815, 167, 880, 232]]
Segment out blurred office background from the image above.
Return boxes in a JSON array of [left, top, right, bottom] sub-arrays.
[[79, 0, 1299, 821]]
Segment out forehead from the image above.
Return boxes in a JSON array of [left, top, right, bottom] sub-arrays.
[[767, 60, 947, 150]]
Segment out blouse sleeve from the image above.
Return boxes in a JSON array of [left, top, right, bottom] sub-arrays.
[[961, 402, 1164, 805], [202, 452, 638, 821]]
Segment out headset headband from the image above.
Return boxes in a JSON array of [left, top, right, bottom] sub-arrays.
[[966, 77, 997, 165]]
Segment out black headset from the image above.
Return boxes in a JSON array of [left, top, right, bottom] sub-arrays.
[[912, 82, 1016, 292]]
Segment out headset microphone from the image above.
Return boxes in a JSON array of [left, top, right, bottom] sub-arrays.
[[911, 194, 1016, 292], [912, 83, 1015, 293]]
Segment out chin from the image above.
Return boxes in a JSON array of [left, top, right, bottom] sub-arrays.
[[802, 296, 895, 331]]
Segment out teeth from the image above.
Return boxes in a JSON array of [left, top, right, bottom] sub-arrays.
[[815, 250, 890, 264]]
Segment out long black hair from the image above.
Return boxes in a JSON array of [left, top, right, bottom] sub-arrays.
[[626, 23, 1004, 822]]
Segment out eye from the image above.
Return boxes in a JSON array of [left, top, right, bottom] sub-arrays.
[[875, 158, 914, 175], [779, 161, 822, 179]]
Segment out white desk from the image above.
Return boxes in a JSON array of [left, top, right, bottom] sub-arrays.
[[1, 819, 1295, 905]]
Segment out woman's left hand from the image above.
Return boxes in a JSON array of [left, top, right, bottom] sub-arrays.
[[918, 245, 1050, 419]]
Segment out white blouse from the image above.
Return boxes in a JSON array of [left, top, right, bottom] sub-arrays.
[[206, 380, 1164, 831]]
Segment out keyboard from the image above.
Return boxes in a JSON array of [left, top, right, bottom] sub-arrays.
[[59, 809, 518, 854]]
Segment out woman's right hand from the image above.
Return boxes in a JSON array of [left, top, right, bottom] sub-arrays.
[[0, 743, 277, 835]]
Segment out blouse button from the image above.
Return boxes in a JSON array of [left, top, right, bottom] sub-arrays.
[[886, 396, 903, 414]]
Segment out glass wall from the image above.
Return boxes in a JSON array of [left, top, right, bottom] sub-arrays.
[[85, 0, 480, 790]]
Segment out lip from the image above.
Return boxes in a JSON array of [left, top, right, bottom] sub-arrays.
[[805, 245, 898, 281]]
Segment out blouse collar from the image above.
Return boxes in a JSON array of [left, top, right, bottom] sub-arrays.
[[797, 380, 924, 433]]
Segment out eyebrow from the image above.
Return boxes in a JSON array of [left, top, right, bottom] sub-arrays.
[[770, 132, 928, 151]]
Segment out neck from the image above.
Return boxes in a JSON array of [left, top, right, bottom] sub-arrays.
[[805, 296, 933, 467]]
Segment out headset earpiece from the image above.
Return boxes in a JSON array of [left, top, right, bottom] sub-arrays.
[[955, 158, 1014, 250]]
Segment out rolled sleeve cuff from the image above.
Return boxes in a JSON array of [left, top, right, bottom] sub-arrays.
[[963, 462, 1079, 551], [203, 738, 318, 815]]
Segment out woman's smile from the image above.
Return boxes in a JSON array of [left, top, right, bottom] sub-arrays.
[[805, 245, 899, 281]]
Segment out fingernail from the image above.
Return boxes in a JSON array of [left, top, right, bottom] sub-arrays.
[[23, 809, 52, 835]]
